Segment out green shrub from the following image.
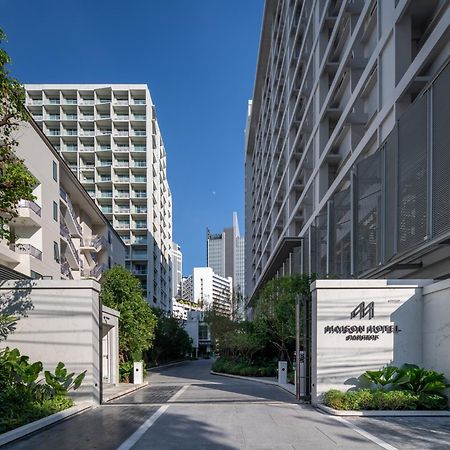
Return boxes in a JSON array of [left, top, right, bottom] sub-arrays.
[[417, 393, 448, 410], [212, 357, 276, 378], [323, 388, 447, 411], [119, 361, 134, 382], [363, 364, 450, 396], [0, 347, 85, 433]]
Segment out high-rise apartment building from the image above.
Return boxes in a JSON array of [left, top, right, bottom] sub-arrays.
[[245, 0, 450, 304], [181, 267, 232, 316], [207, 212, 245, 294], [25, 84, 172, 311], [170, 241, 183, 298], [0, 119, 126, 279]]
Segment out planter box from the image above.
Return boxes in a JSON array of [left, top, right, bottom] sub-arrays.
[[317, 403, 450, 417]]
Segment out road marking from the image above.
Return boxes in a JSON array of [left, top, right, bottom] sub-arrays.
[[117, 384, 190, 450], [331, 416, 398, 450]]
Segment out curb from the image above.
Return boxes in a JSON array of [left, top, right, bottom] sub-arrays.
[[103, 382, 149, 403], [0, 402, 93, 447], [210, 371, 296, 397], [147, 360, 190, 371], [316, 403, 450, 417]]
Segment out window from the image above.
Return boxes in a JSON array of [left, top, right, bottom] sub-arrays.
[[53, 201, 58, 221], [53, 161, 57, 181], [53, 241, 60, 262], [30, 270, 43, 280]]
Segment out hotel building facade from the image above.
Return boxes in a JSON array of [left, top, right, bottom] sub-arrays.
[[245, 0, 450, 305]]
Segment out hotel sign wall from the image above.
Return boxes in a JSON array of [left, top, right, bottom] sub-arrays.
[[323, 301, 401, 341]]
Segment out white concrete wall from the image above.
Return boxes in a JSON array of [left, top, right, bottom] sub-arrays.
[[422, 279, 450, 400], [311, 279, 432, 404], [0, 279, 102, 404]]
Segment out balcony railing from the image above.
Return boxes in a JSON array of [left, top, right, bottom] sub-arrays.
[[79, 131, 95, 136], [132, 269, 147, 275], [60, 225, 80, 263], [61, 257, 73, 279], [81, 235, 107, 251], [113, 131, 129, 136], [114, 146, 129, 152], [80, 115, 94, 120], [13, 244, 42, 260], [18, 200, 42, 217], [114, 100, 128, 105], [59, 188, 83, 235], [79, 100, 94, 105]]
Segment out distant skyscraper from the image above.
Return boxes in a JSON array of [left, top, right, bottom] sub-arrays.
[[170, 242, 182, 298], [207, 212, 245, 295]]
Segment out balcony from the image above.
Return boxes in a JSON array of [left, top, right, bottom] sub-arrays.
[[98, 161, 112, 167], [59, 188, 83, 236], [80, 146, 94, 152], [79, 99, 94, 105], [133, 222, 147, 229], [116, 223, 130, 230], [18, 200, 41, 217], [116, 192, 130, 199], [80, 235, 107, 252], [133, 192, 147, 198], [63, 99, 77, 105], [80, 164, 95, 170], [60, 257, 73, 279], [115, 161, 129, 168], [115, 177, 130, 183], [113, 131, 129, 137], [98, 191, 113, 198], [132, 99, 146, 105], [131, 130, 146, 137], [60, 224, 80, 267], [132, 146, 146, 152], [114, 146, 129, 152], [12, 243, 42, 260], [79, 130, 95, 137], [97, 130, 112, 136], [80, 115, 94, 121], [114, 115, 129, 121], [132, 268, 147, 275], [28, 99, 43, 105], [114, 100, 128, 106]]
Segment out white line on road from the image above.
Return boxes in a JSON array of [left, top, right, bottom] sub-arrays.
[[331, 416, 398, 450], [116, 384, 190, 450]]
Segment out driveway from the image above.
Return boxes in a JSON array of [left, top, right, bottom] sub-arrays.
[[3, 359, 450, 449]]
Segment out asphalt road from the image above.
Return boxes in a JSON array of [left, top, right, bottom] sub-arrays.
[[4, 360, 450, 449]]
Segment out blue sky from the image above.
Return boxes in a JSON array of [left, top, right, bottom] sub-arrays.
[[1, 0, 264, 275]]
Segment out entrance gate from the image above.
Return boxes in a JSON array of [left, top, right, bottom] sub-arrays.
[[295, 293, 312, 402]]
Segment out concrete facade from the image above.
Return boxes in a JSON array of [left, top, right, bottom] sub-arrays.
[[0, 120, 126, 281], [24, 84, 173, 311], [311, 279, 450, 405], [245, 0, 450, 304], [170, 242, 183, 301], [0, 279, 120, 404], [181, 267, 232, 316]]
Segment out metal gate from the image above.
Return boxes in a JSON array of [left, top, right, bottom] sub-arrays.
[[295, 292, 312, 402]]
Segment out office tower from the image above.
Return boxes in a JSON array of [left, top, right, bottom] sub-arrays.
[[245, 0, 450, 304], [207, 212, 245, 294], [25, 84, 172, 311], [0, 119, 126, 279]]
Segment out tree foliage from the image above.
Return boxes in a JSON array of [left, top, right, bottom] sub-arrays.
[[100, 266, 157, 362], [149, 309, 192, 365], [254, 274, 314, 362], [0, 28, 36, 242]]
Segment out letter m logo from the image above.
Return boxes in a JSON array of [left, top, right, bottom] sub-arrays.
[[350, 301, 374, 320]]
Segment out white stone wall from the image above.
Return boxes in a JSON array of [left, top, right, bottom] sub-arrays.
[[0, 280, 104, 404], [311, 279, 432, 404], [422, 279, 450, 400]]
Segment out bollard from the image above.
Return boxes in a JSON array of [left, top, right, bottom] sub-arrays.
[[278, 361, 288, 384], [133, 361, 144, 384]]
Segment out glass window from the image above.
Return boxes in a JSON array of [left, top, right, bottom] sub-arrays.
[[53, 201, 58, 221], [53, 161, 57, 181], [53, 241, 60, 262]]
